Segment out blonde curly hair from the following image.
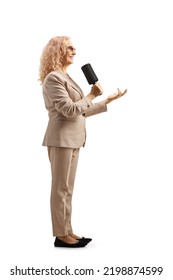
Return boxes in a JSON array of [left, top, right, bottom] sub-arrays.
[[39, 36, 71, 84]]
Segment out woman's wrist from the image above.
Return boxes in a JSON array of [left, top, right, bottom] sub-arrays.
[[105, 98, 110, 105], [87, 92, 95, 100]]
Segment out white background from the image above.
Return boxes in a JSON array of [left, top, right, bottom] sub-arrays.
[[0, 0, 173, 279]]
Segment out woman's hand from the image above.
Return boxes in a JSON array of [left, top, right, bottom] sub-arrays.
[[87, 83, 104, 100], [105, 88, 127, 104]]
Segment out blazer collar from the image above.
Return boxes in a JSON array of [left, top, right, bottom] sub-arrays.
[[53, 70, 84, 97]]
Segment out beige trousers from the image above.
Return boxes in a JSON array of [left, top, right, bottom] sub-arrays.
[[48, 147, 80, 236]]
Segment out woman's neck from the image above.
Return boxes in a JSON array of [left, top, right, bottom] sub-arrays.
[[61, 66, 68, 74]]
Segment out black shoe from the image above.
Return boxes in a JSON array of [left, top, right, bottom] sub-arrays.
[[78, 237, 92, 244], [54, 237, 87, 248]]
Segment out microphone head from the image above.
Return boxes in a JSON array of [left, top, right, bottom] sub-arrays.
[[81, 63, 98, 85]]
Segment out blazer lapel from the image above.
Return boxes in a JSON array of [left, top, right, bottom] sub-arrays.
[[66, 74, 84, 97]]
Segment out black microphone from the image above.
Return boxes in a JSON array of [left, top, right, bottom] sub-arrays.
[[81, 63, 98, 85]]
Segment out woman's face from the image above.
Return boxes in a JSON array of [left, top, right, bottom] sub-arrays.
[[62, 42, 76, 67]]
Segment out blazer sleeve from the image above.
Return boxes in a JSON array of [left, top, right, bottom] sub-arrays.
[[83, 100, 108, 117], [43, 73, 94, 118]]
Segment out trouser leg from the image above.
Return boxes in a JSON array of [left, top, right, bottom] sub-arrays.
[[65, 148, 80, 234], [48, 147, 80, 236]]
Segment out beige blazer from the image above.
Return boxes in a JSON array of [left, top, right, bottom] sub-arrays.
[[42, 71, 107, 148]]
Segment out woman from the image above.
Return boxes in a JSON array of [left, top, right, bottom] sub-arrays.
[[39, 36, 127, 248]]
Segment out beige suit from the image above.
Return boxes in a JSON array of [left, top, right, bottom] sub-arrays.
[[42, 71, 107, 236]]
